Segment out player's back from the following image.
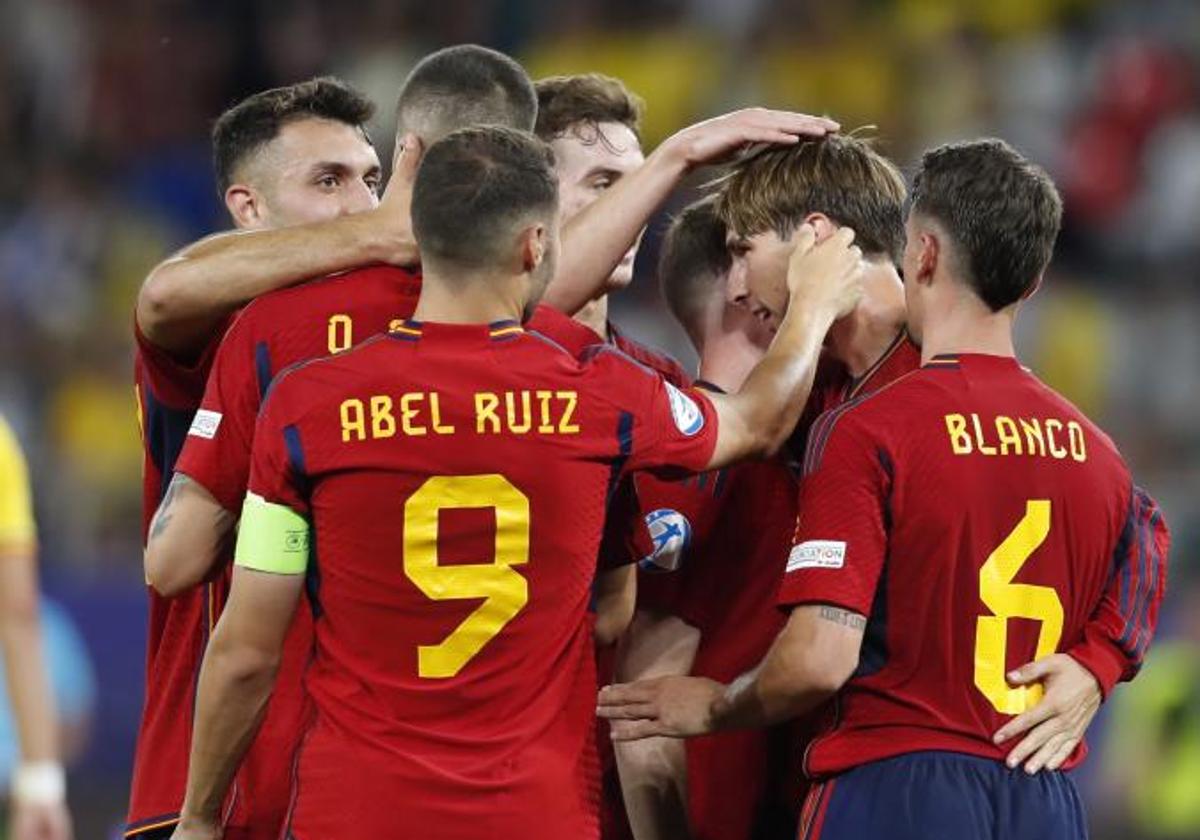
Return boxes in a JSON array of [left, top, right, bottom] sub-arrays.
[[228, 264, 421, 403], [252, 320, 717, 839], [796, 353, 1160, 776], [130, 265, 420, 838]]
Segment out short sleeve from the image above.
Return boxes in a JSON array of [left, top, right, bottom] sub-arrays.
[[175, 316, 262, 513], [777, 412, 889, 615], [597, 476, 649, 571], [0, 416, 36, 548], [620, 366, 719, 477], [234, 384, 311, 576]]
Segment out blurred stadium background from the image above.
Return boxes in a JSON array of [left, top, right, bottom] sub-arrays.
[[0, 0, 1196, 836]]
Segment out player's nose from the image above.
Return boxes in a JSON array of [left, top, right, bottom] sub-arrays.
[[343, 180, 380, 215]]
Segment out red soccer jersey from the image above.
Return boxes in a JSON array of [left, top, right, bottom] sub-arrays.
[[244, 320, 719, 840], [606, 337, 920, 839], [609, 321, 691, 388], [170, 265, 420, 837], [525, 303, 691, 388], [780, 353, 1169, 777], [788, 331, 920, 461], [128, 318, 233, 838], [525, 301, 689, 840]]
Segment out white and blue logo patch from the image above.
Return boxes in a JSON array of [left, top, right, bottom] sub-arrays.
[[188, 409, 222, 440], [665, 382, 704, 437], [638, 508, 692, 573]]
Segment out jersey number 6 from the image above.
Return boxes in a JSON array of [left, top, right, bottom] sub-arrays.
[[403, 474, 530, 679], [974, 499, 1064, 714]]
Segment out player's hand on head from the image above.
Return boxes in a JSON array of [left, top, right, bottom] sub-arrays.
[[376, 132, 424, 267], [10, 800, 72, 840], [991, 653, 1102, 774], [597, 676, 724, 740], [665, 108, 840, 171], [785, 224, 863, 320]]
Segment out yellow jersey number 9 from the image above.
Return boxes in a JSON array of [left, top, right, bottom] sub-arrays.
[[403, 474, 530, 679]]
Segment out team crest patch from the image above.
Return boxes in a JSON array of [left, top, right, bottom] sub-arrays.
[[786, 540, 846, 572], [638, 508, 692, 573], [665, 383, 704, 436], [188, 409, 223, 440]]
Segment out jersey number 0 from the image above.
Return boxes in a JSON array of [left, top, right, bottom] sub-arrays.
[[974, 499, 1065, 714], [403, 474, 530, 679]]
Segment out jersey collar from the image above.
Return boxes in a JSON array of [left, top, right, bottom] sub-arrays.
[[390, 318, 524, 343]]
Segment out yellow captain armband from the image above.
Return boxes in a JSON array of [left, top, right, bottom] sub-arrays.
[[234, 492, 311, 575]]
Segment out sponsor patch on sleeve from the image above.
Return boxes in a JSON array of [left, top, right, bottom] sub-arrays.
[[664, 382, 704, 437], [786, 540, 847, 572], [188, 409, 223, 440]]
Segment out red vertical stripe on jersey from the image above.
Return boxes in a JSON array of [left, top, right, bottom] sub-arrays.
[[797, 779, 836, 840]]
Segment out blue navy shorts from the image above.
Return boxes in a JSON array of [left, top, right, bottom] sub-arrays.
[[797, 751, 1087, 840]]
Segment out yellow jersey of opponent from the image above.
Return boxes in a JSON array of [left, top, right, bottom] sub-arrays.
[[0, 413, 35, 550]]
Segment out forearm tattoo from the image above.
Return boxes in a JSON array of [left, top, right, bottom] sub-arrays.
[[149, 473, 190, 540], [817, 605, 867, 630]]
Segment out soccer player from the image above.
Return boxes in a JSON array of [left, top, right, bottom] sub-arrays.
[[718, 135, 1138, 772], [140, 46, 533, 840], [598, 139, 1170, 840], [0, 415, 71, 840], [522, 75, 837, 838], [612, 197, 791, 840], [531, 74, 688, 381], [128, 77, 415, 839], [610, 198, 794, 840], [169, 125, 863, 840], [613, 136, 912, 840]]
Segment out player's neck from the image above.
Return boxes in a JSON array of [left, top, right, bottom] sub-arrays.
[[827, 260, 907, 377], [918, 289, 1018, 363], [573, 296, 609, 339], [697, 331, 763, 392], [412, 273, 524, 325]]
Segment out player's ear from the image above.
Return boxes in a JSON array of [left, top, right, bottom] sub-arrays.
[[1021, 272, 1044, 301], [520, 224, 547, 273], [916, 230, 939, 287], [225, 183, 266, 230], [802, 212, 837, 244]]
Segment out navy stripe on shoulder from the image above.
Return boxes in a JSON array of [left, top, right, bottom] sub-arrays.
[[255, 341, 273, 400], [605, 412, 635, 504], [282, 425, 308, 485]]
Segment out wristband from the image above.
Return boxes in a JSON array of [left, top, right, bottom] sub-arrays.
[[11, 762, 66, 805]]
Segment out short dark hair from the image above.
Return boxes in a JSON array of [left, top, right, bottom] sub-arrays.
[[412, 126, 558, 269], [910, 139, 1063, 311], [716, 134, 906, 265], [659, 196, 731, 347], [534, 73, 644, 143], [396, 45, 536, 143], [212, 76, 374, 193]]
